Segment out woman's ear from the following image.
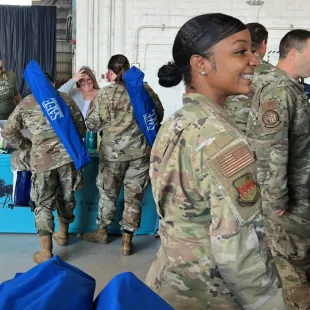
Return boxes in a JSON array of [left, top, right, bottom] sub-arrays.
[[190, 55, 213, 76]]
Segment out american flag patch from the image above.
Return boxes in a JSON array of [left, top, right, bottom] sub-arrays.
[[217, 146, 254, 177]]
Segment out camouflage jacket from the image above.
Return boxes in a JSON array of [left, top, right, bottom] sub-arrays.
[[145, 93, 279, 309], [85, 82, 164, 162], [224, 55, 274, 133], [2, 93, 86, 173], [246, 67, 310, 228]]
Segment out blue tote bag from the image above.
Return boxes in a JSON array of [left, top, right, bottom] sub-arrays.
[[13, 170, 32, 206], [24, 61, 90, 169], [124, 66, 159, 147]]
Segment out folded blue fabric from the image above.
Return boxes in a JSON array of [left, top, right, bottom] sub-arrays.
[[94, 271, 173, 310], [0, 256, 95, 310]]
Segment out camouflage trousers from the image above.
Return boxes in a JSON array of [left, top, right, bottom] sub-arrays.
[[96, 157, 150, 232], [262, 200, 310, 310], [30, 162, 83, 235], [146, 246, 288, 310]]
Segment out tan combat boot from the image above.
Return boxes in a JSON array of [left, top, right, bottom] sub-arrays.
[[122, 232, 133, 256], [53, 222, 69, 246], [33, 235, 53, 264], [82, 224, 108, 244]]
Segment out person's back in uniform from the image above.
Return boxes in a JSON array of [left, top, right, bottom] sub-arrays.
[[2, 72, 86, 264]]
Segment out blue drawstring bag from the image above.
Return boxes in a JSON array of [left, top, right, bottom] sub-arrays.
[[94, 271, 173, 310], [124, 66, 159, 146], [13, 170, 32, 206], [24, 61, 90, 170], [304, 83, 310, 100], [0, 256, 96, 310]]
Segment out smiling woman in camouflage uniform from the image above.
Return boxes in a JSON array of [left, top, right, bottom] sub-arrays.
[[83, 55, 164, 256], [145, 13, 288, 310]]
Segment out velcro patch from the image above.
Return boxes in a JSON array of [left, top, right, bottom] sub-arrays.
[[233, 173, 260, 207], [262, 110, 280, 128], [217, 146, 254, 177], [261, 100, 278, 112]]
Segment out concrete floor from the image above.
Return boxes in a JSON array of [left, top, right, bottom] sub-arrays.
[[0, 233, 160, 297]]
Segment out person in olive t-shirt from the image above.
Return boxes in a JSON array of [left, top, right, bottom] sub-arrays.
[[0, 60, 22, 120]]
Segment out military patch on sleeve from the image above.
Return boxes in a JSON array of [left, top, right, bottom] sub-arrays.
[[262, 110, 280, 128], [261, 100, 278, 110], [216, 146, 254, 177], [233, 173, 260, 207]]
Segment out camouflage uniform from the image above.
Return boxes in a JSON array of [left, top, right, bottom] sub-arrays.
[[2, 93, 86, 234], [247, 67, 310, 309], [85, 82, 164, 232], [11, 148, 31, 171], [224, 54, 274, 133], [145, 93, 287, 310]]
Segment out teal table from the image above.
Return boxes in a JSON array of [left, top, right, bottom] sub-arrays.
[[0, 153, 158, 235]]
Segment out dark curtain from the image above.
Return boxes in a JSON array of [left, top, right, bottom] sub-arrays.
[[0, 5, 56, 97]]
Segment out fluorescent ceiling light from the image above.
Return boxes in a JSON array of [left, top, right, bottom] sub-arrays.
[[0, 0, 32, 5]]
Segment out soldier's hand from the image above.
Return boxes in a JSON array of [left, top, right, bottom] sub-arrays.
[[274, 209, 286, 216]]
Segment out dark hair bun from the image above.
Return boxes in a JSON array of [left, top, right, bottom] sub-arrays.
[[158, 61, 183, 88]]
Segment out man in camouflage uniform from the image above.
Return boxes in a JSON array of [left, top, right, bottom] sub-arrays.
[[247, 29, 310, 309], [84, 79, 164, 255], [2, 72, 86, 264], [224, 23, 274, 133], [145, 93, 287, 310]]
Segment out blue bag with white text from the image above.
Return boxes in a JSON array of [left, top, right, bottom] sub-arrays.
[[124, 66, 159, 146], [304, 83, 310, 100], [24, 61, 90, 169]]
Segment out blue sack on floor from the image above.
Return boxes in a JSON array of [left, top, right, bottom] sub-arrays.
[[13, 170, 31, 206], [24, 60, 90, 170], [0, 256, 96, 310], [124, 66, 159, 147], [94, 271, 173, 310]]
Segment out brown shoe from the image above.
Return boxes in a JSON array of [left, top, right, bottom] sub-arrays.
[[53, 222, 69, 246], [33, 235, 53, 264], [82, 224, 108, 244], [122, 232, 133, 256]]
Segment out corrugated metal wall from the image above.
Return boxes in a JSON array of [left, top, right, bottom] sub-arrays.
[[55, 0, 72, 86], [33, 0, 72, 86]]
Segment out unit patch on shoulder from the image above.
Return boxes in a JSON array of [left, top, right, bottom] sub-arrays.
[[233, 172, 260, 207], [262, 110, 280, 128], [216, 145, 254, 178]]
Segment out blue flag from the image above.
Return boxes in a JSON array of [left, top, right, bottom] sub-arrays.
[[24, 61, 90, 169], [124, 66, 159, 146]]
